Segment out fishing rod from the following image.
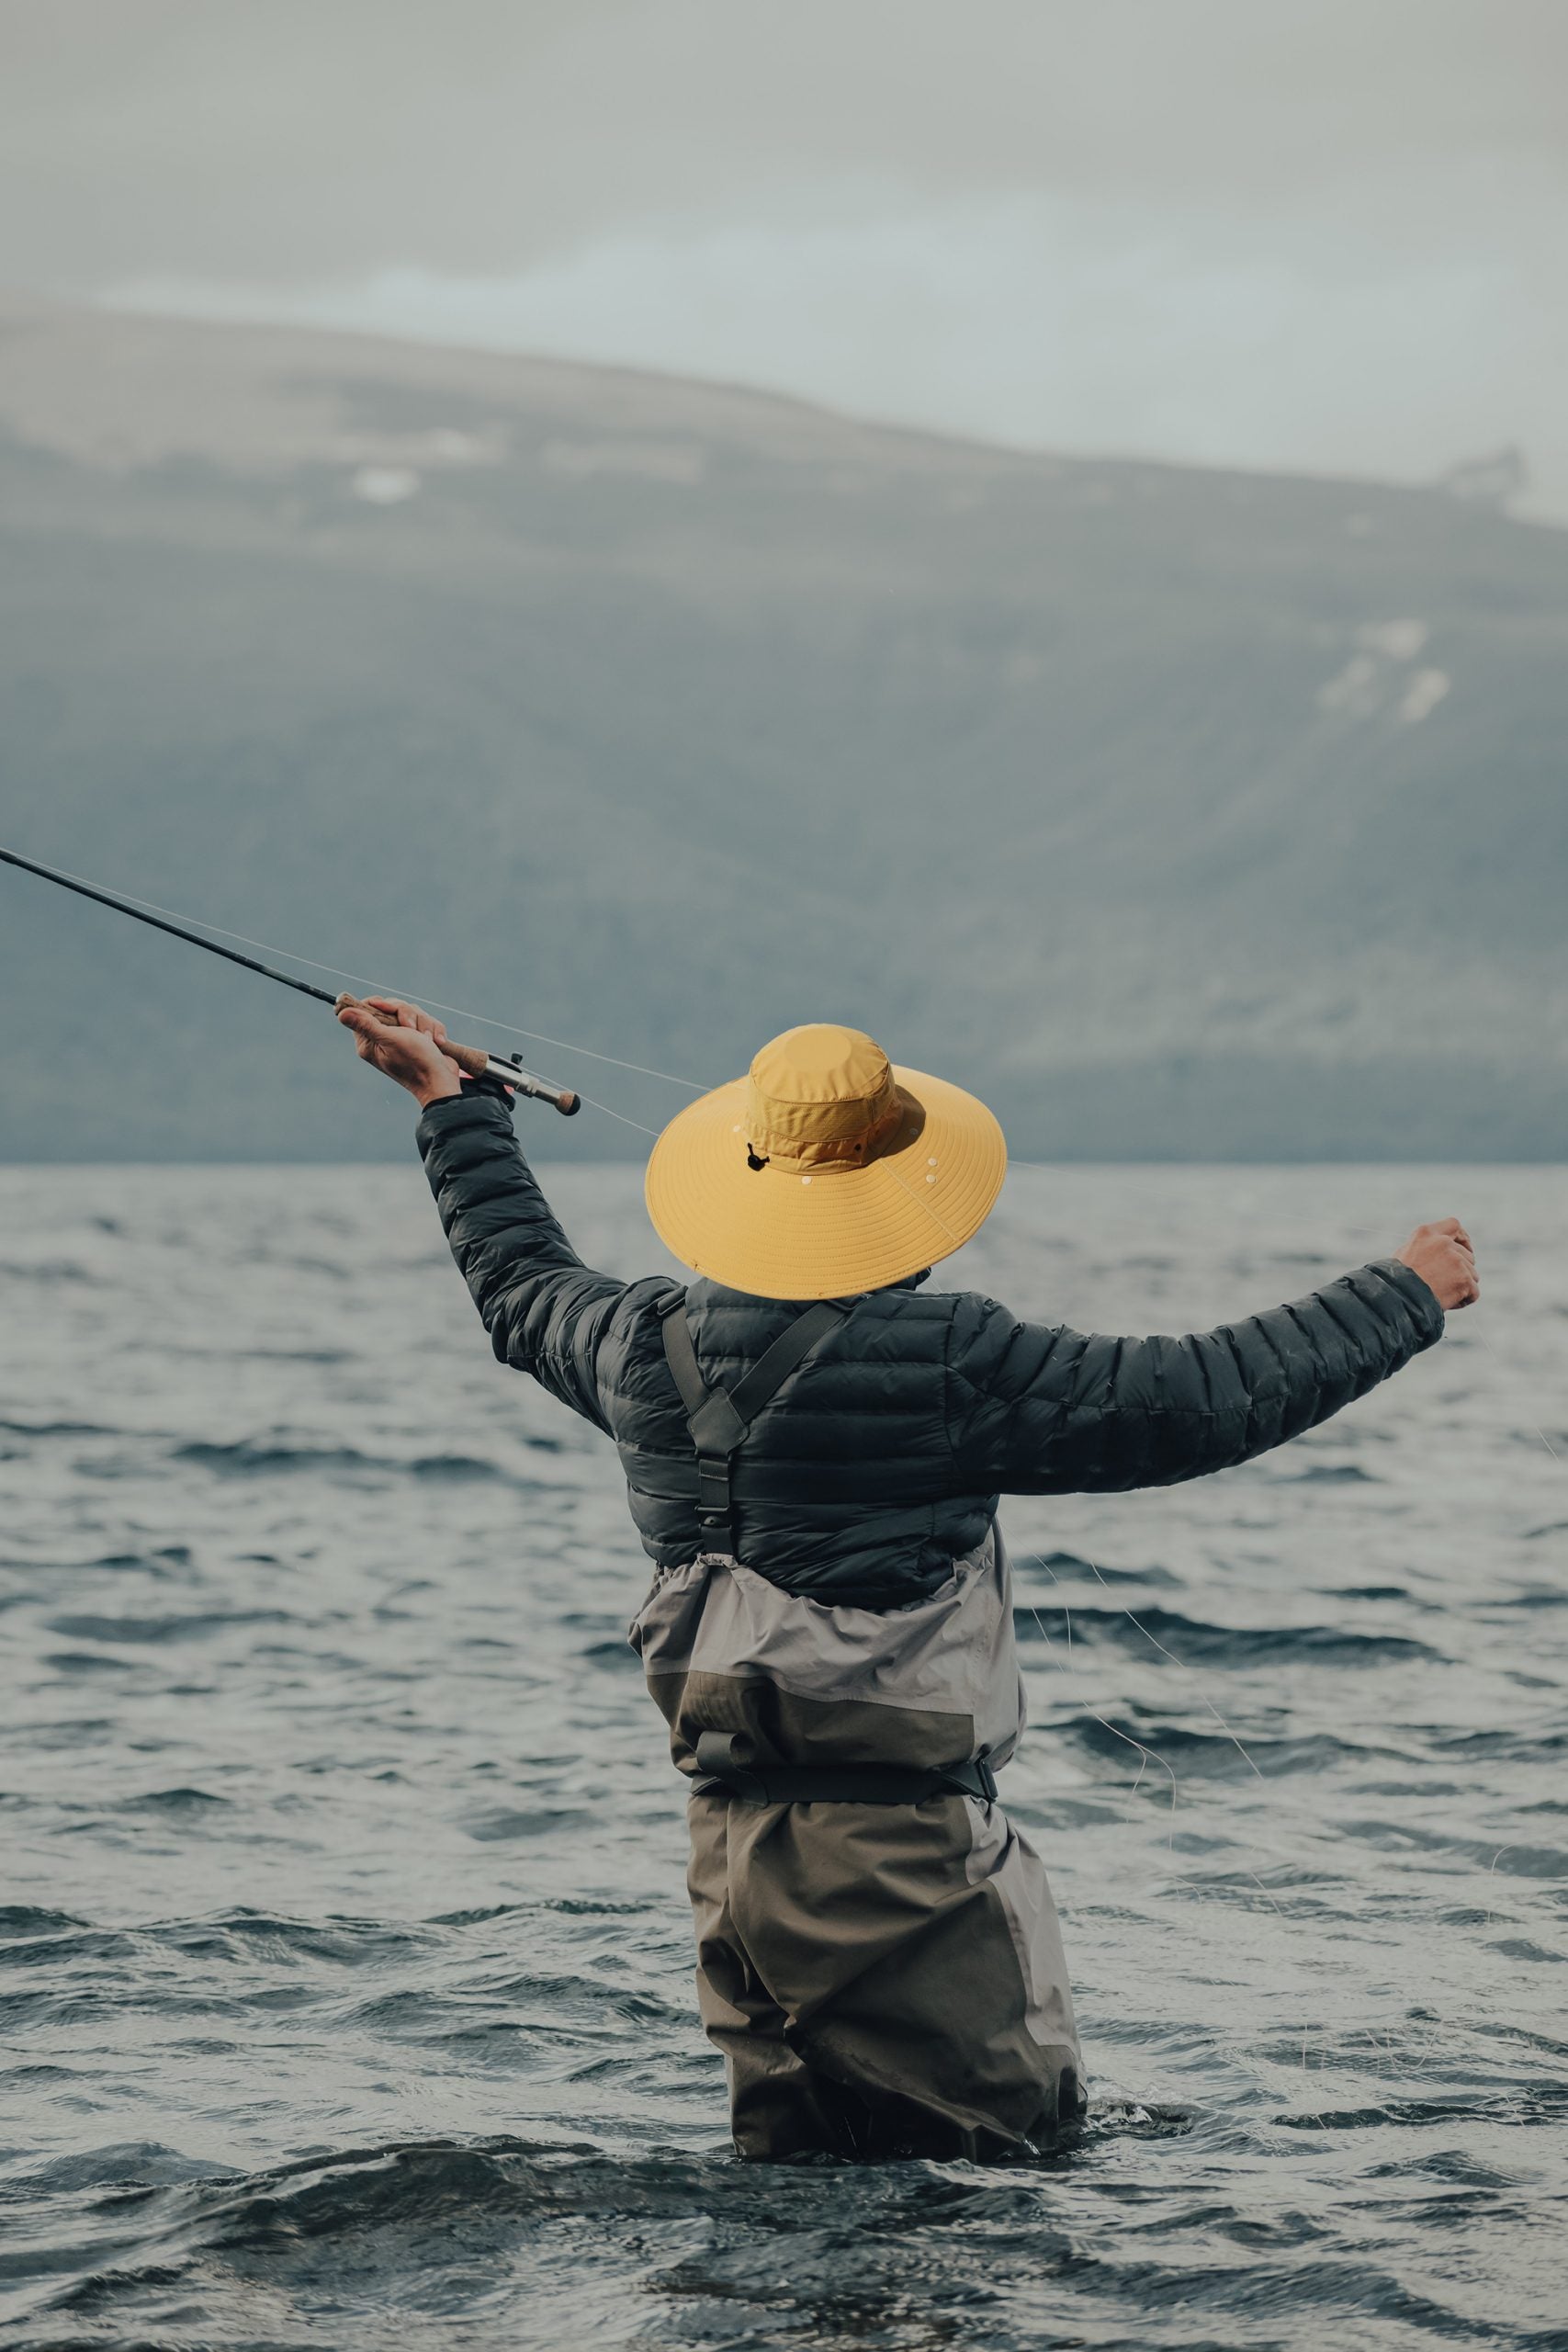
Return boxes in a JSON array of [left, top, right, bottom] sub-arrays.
[[0, 844, 581, 1115]]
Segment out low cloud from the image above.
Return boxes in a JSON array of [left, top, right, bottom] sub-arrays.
[[9, 0, 1568, 507]]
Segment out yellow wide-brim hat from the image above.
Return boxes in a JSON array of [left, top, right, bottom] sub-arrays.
[[645, 1023, 1007, 1300]]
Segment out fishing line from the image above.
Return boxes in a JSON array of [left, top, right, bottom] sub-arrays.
[[7, 848, 1549, 2085], [568, 1094, 662, 1140], [1472, 1323, 1564, 1466], [1030, 1558, 1346, 2120], [1032, 1553, 1304, 1882], [887, 1163, 963, 1248], [1002, 1190, 1429, 2060], [1013, 1200, 1562, 2104], [1329, 1215, 1561, 1474], [1068, 1559, 1347, 1931], [1028, 1564, 1339, 2116], [1025, 1583, 1179, 1840], [1005, 1187, 1561, 1814], [1003, 1163, 1344, 1847], [1082, 1559, 1268, 1787]]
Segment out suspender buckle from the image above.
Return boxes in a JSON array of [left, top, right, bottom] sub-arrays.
[[695, 1459, 733, 1530]]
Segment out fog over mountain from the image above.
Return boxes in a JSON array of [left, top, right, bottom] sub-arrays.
[[1, 298, 1563, 1162]]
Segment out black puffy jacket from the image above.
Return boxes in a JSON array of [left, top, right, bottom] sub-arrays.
[[417, 1093, 1445, 1607]]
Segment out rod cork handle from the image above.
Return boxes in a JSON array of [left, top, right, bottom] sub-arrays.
[[334, 994, 581, 1116], [334, 990, 486, 1075]]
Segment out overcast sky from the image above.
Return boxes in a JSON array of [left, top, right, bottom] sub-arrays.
[[6, 0, 1568, 513]]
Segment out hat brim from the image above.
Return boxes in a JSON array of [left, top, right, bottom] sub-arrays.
[[645, 1065, 1007, 1300]]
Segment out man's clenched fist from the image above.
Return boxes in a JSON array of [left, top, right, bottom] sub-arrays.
[[1395, 1217, 1479, 1312], [337, 995, 465, 1109]]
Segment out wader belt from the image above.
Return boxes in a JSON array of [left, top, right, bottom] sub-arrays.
[[660, 1295, 848, 1550], [691, 1730, 1000, 1808]]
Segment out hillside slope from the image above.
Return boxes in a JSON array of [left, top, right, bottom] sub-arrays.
[[1, 298, 1563, 1160]]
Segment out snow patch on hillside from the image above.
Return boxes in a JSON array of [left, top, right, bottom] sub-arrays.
[[1318, 617, 1447, 722]]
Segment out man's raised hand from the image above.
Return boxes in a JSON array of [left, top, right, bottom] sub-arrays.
[[1395, 1217, 1480, 1312], [336, 995, 465, 1108]]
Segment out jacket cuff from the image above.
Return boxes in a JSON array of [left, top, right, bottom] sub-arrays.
[[414, 1090, 515, 1150], [1366, 1255, 1445, 1345]]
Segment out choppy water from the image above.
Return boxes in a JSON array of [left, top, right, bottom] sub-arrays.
[[2, 1159, 1565, 2351]]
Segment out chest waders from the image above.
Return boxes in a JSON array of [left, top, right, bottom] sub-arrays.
[[634, 1302, 1088, 2163]]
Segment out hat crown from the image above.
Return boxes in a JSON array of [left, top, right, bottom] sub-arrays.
[[747, 1024, 902, 1166]]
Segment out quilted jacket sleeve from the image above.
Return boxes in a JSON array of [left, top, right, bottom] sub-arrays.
[[947, 1259, 1445, 1496], [415, 1091, 627, 1433]]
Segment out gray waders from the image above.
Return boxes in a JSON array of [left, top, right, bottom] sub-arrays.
[[630, 1300, 1086, 2163]]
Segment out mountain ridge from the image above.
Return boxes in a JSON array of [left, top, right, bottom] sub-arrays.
[[1, 300, 1563, 1161]]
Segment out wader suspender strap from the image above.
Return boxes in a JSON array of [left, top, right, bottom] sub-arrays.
[[659, 1297, 1003, 1810], [660, 1297, 848, 1551]]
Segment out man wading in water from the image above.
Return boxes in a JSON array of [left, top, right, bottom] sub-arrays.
[[340, 997, 1479, 2162]]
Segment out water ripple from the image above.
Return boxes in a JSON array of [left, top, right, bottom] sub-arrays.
[[2, 1162, 1565, 2349]]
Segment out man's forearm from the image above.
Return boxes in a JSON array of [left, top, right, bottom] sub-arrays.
[[414, 1091, 624, 1430], [416, 1092, 585, 1316]]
